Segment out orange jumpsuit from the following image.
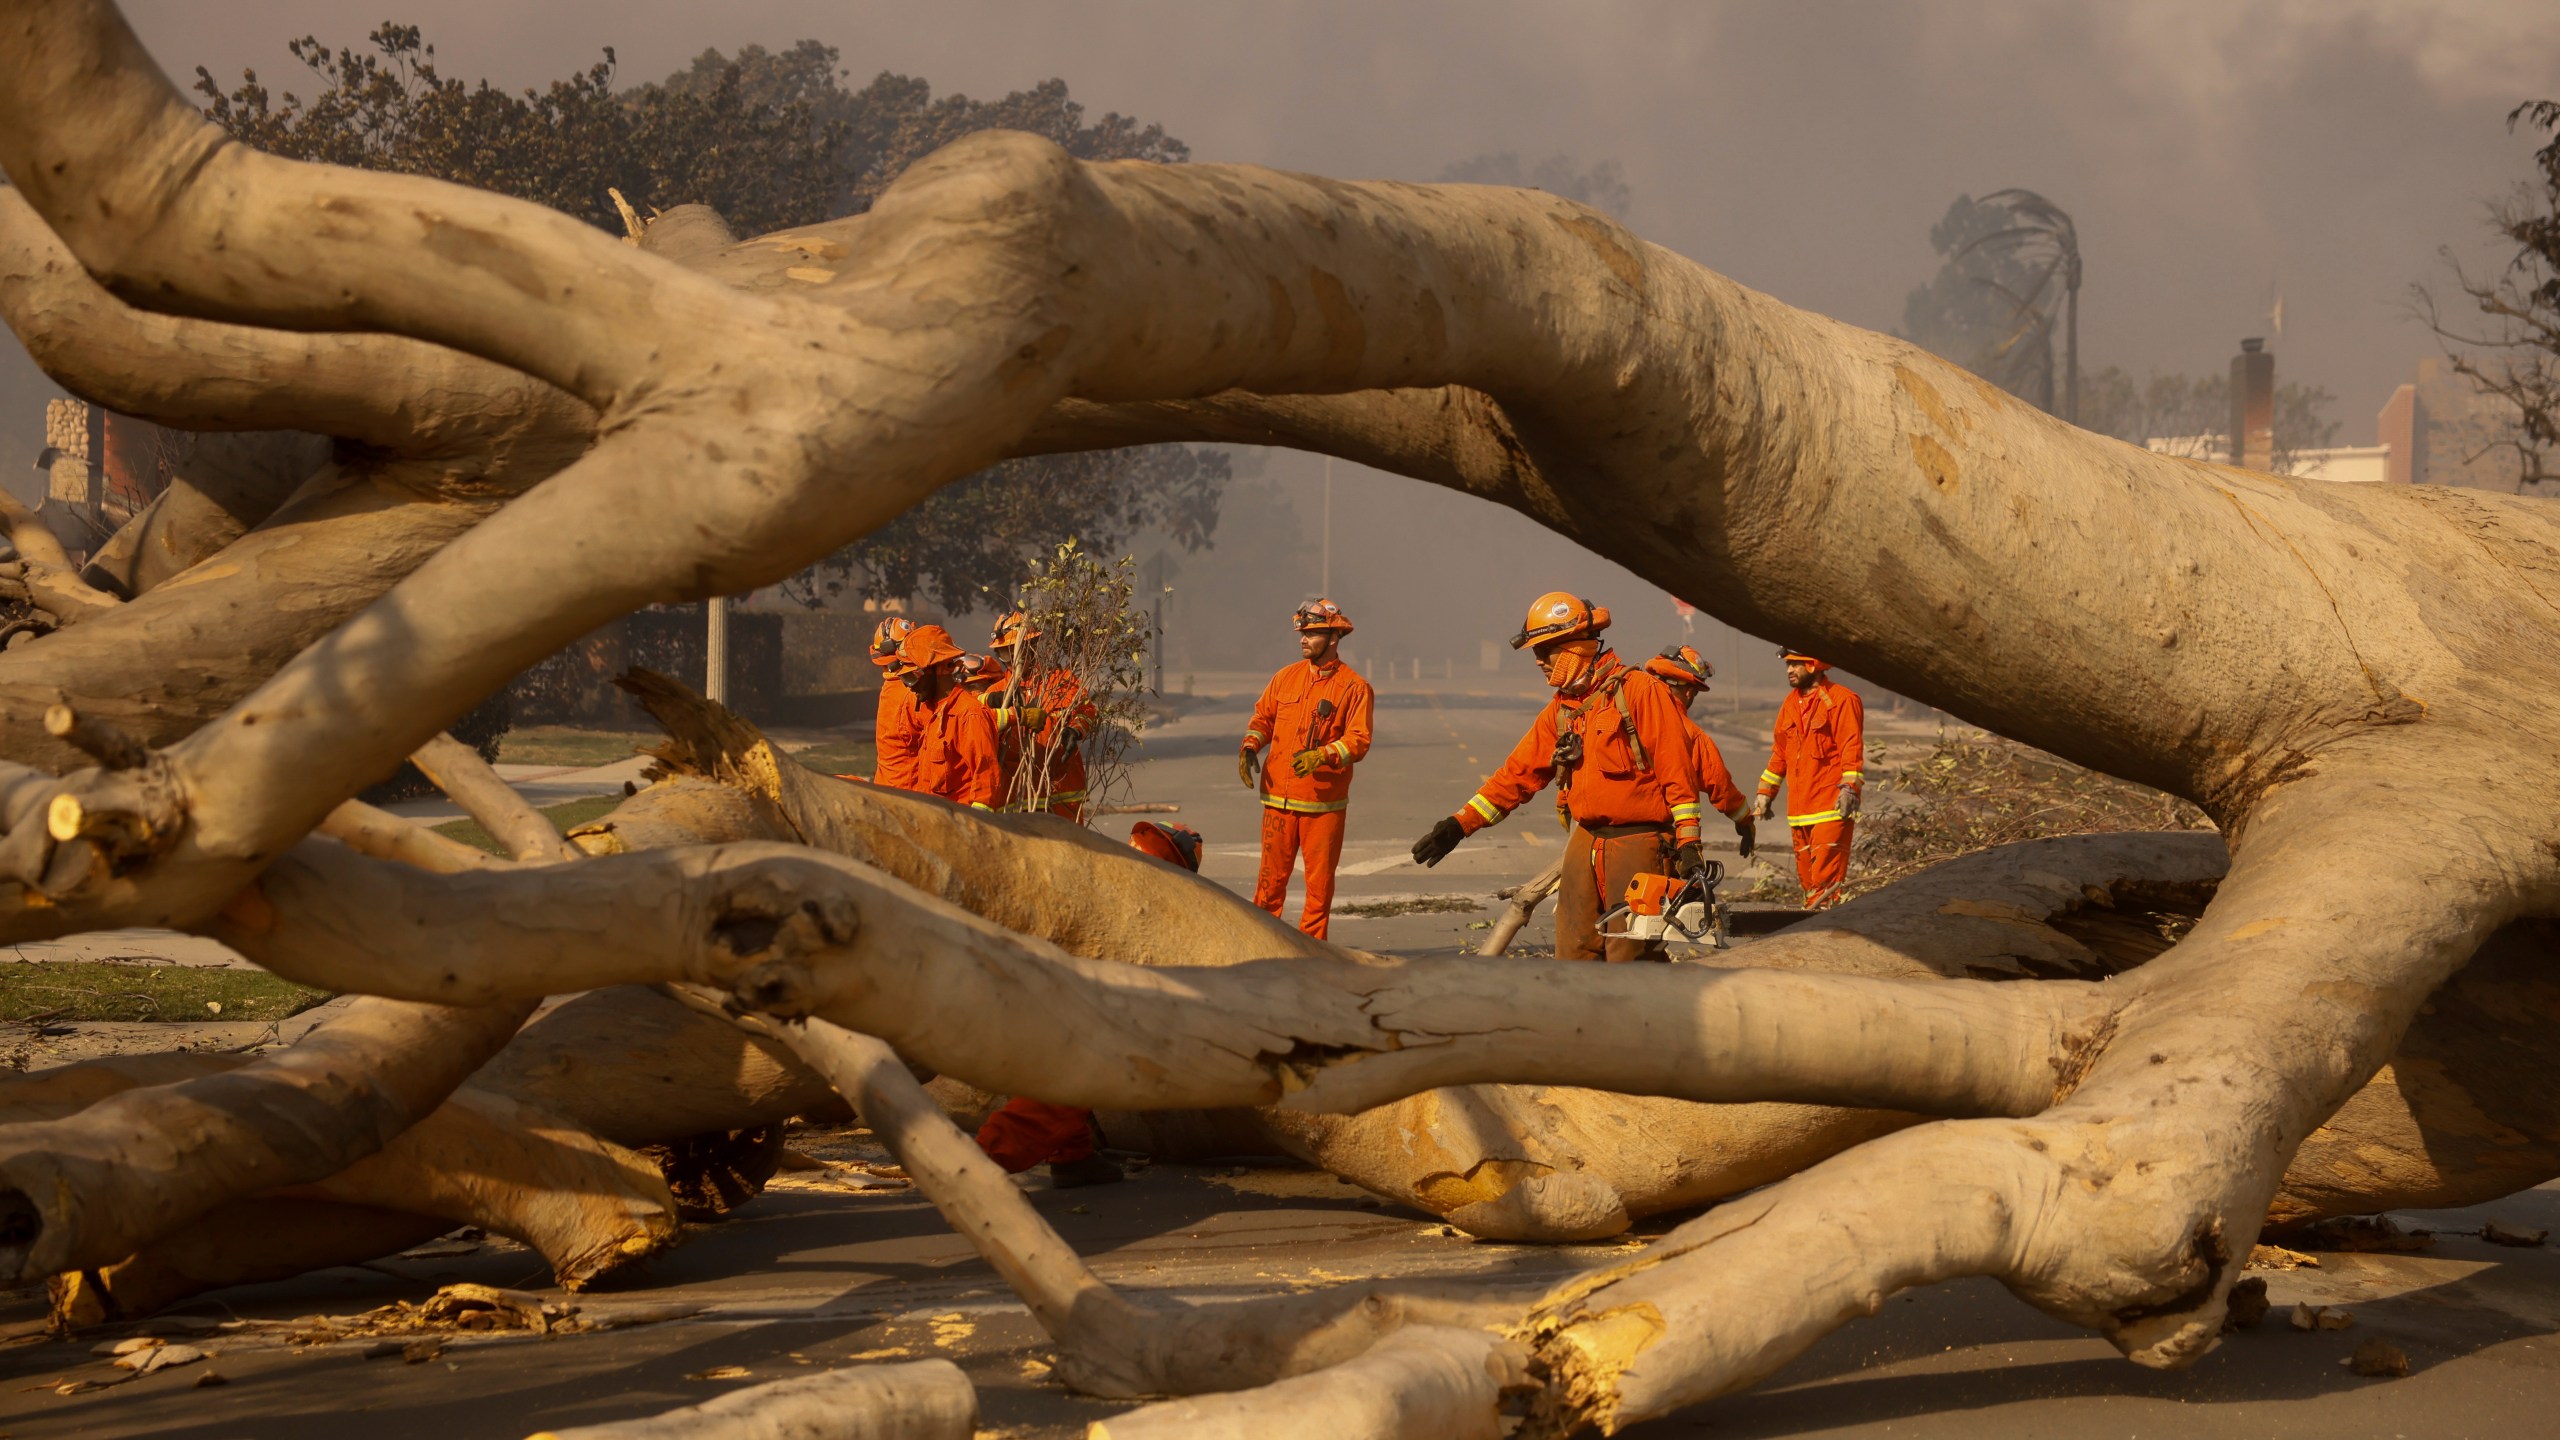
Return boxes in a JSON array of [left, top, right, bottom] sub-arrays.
[[1244, 659, 1374, 939], [872, 677, 924, 791], [1680, 716, 1750, 822], [913, 685, 1002, 809], [1757, 679, 1865, 907], [992, 667, 1094, 820], [1456, 655, 1702, 961]]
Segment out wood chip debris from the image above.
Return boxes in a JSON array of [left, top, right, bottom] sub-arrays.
[[2480, 1220, 2549, 1248], [285, 1283, 575, 1347], [2345, 1337, 2410, 1376], [2245, 1243, 2319, 1271], [686, 1365, 753, 1381], [2290, 1303, 2355, 1332], [2221, 1276, 2270, 1331]]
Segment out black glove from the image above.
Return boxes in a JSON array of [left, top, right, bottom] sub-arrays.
[[1674, 840, 1707, 881], [1838, 785, 1862, 818], [1055, 725, 1084, 752], [1734, 814, 1757, 859], [1412, 816, 1465, 868]]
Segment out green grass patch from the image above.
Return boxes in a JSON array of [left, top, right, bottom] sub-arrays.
[[790, 739, 878, 777], [432, 794, 627, 856], [0, 961, 329, 1023], [495, 727, 658, 768]]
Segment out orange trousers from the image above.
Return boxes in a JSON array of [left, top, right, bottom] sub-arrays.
[[1791, 818, 1854, 907], [1554, 825, 1675, 962], [1253, 806, 1346, 939], [975, 1098, 1095, 1172]]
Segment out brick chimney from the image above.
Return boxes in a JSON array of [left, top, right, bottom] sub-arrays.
[[2230, 337, 2274, 471]]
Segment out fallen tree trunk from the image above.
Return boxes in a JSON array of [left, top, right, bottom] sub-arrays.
[[0, 6, 2556, 1426], [530, 1358, 978, 1440]]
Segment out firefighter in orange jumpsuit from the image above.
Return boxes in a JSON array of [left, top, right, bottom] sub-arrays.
[[1642, 644, 1757, 858], [1238, 599, 1373, 940], [866, 616, 923, 791], [1411, 594, 1706, 962], [973, 818, 1206, 1188], [897, 624, 1001, 810], [987, 610, 1095, 821], [1753, 648, 1865, 907]]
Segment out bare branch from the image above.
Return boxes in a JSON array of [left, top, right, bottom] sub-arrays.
[[537, 1360, 978, 1440], [410, 732, 572, 863]]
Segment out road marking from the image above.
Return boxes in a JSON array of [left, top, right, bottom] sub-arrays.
[[1340, 854, 1412, 876]]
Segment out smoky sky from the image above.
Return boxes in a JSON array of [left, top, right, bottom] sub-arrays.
[[127, 0, 2558, 425], [7, 2, 2554, 696]]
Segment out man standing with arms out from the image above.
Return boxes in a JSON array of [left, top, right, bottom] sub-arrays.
[[1239, 599, 1373, 939], [987, 609, 1094, 820], [865, 616, 921, 790], [899, 624, 1002, 811], [1643, 643, 1757, 858], [1411, 593, 1706, 962], [1754, 648, 1865, 907]]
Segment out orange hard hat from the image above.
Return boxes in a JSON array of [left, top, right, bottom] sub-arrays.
[[869, 617, 916, 672], [955, 652, 1001, 692], [1129, 820, 1204, 872], [990, 609, 1039, 651], [898, 624, 965, 671], [1512, 592, 1610, 650], [1645, 643, 1713, 690], [1777, 647, 1828, 669], [1293, 598, 1354, 635]]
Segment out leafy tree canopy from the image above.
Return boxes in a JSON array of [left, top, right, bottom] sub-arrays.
[[193, 25, 1220, 604]]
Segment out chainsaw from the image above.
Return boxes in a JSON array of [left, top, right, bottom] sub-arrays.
[[1598, 862, 1728, 949]]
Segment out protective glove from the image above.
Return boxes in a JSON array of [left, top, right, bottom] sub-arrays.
[[1411, 816, 1466, 868], [1291, 747, 1327, 777], [1055, 725, 1084, 752], [1238, 748, 1261, 788], [1733, 814, 1757, 858], [1751, 792, 1775, 821], [1838, 785, 1862, 818], [1674, 840, 1708, 881]]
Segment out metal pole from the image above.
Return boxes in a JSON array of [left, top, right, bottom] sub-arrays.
[[705, 596, 731, 705], [1320, 456, 1332, 597], [2064, 263, 2081, 426]]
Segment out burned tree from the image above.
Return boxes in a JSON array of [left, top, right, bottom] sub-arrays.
[[1, 1, 2558, 1433]]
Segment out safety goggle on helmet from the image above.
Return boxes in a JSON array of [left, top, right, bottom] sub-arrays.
[[1511, 591, 1610, 650], [990, 609, 1039, 650], [869, 616, 916, 671], [1292, 599, 1354, 635], [1644, 643, 1713, 689]]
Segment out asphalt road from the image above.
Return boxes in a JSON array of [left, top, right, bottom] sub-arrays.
[[1123, 666, 1790, 956]]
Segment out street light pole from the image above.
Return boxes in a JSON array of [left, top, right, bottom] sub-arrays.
[[705, 596, 730, 705], [1320, 455, 1332, 597]]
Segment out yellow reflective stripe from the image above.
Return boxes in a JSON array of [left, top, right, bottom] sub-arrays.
[[1841, 770, 1864, 782], [1465, 794, 1504, 824], [1669, 802, 1702, 820], [1757, 770, 1782, 788], [1326, 740, 1351, 763], [1260, 794, 1350, 815], [1049, 790, 1087, 803], [1244, 731, 1266, 747], [1790, 809, 1842, 825], [968, 802, 994, 811]]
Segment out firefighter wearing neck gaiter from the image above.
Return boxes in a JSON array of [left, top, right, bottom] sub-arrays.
[[1410, 593, 1705, 962]]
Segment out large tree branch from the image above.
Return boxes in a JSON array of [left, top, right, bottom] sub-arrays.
[[0, 993, 533, 1282]]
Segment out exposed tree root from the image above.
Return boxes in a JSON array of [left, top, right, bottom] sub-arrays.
[[0, 994, 533, 1282]]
